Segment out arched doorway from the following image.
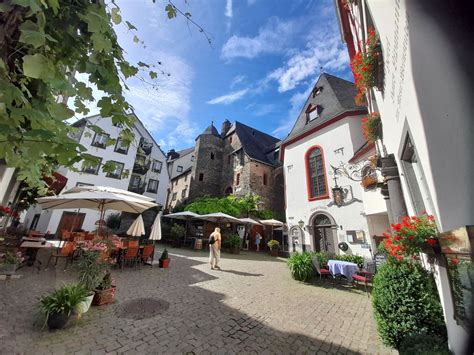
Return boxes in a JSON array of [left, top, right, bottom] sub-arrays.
[[311, 213, 338, 253], [224, 187, 233, 196]]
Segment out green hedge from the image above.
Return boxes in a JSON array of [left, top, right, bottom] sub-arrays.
[[399, 333, 450, 355], [287, 252, 313, 282], [372, 260, 447, 348], [311, 251, 364, 268]]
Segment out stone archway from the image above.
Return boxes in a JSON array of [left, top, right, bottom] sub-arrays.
[[308, 212, 338, 253], [224, 187, 233, 196]]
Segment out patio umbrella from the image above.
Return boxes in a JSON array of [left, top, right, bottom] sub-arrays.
[[260, 219, 284, 241], [149, 212, 162, 242], [238, 218, 262, 249], [37, 186, 158, 235], [163, 211, 201, 243], [126, 214, 145, 237], [196, 212, 241, 224]]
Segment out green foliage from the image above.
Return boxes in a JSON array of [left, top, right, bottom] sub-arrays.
[[311, 251, 364, 268], [40, 283, 88, 318], [160, 249, 169, 260], [96, 271, 113, 291], [287, 252, 313, 282], [398, 333, 450, 355], [77, 250, 108, 292], [372, 260, 447, 348], [105, 213, 121, 230], [0, 1, 180, 190], [226, 235, 241, 248], [335, 254, 364, 268], [267, 240, 280, 250], [170, 224, 186, 239]]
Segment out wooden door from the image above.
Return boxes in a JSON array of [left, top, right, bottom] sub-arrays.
[[56, 212, 86, 236]]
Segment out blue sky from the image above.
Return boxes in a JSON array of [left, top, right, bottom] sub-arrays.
[[107, 0, 352, 151]]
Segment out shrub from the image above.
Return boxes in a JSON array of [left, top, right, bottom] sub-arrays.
[[227, 235, 241, 248], [398, 333, 450, 355], [311, 251, 334, 268], [105, 213, 121, 230], [372, 260, 446, 348], [287, 252, 313, 282], [40, 283, 88, 319], [160, 249, 169, 260], [170, 224, 186, 240], [267, 240, 280, 250], [78, 250, 108, 293], [335, 254, 364, 268]]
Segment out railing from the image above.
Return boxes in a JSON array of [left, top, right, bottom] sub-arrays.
[[128, 182, 146, 194], [133, 155, 151, 175], [139, 138, 153, 155]]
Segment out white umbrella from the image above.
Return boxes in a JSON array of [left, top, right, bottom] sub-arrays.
[[127, 214, 145, 237], [37, 187, 158, 235], [260, 219, 284, 241], [163, 211, 201, 243], [238, 218, 262, 249], [149, 212, 162, 241], [196, 212, 241, 224]]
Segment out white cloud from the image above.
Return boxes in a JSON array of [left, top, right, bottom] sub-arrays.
[[207, 89, 249, 105], [267, 30, 349, 92], [225, 0, 233, 18], [230, 74, 246, 88], [252, 104, 276, 117], [221, 17, 297, 60]]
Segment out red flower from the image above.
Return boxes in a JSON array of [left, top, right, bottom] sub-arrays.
[[408, 235, 415, 240], [428, 215, 435, 221], [391, 223, 402, 232], [426, 238, 438, 247], [450, 257, 459, 265], [394, 235, 403, 241]]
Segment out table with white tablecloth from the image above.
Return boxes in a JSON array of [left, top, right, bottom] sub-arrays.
[[327, 260, 359, 279]]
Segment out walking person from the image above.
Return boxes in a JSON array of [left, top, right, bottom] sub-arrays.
[[255, 232, 262, 252], [209, 227, 221, 270]]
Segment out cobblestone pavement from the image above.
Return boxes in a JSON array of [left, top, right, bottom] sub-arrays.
[[0, 247, 396, 354]]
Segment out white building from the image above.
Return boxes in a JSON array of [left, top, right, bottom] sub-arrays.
[[24, 113, 169, 235], [166, 147, 195, 180], [282, 73, 389, 259], [334, 0, 473, 352]]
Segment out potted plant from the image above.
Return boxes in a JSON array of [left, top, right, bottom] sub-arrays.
[[40, 283, 88, 330], [267, 240, 280, 257], [170, 224, 185, 247], [361, 113, 382, 143], [92, 271, 116, 306], [0, 251, 24, 275], [77, 250, 106, 315], [159, 249, 170, 268], [227, 235, 242, 254]]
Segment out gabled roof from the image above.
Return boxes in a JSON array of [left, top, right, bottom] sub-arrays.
[[283, 73, 366, 143], [226, 121, 280, 166], [175, 147, 194, 157], [197, 123, 220, 140]]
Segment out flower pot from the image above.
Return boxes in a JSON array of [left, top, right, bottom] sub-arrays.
[[0, 263, 18, 275], [47, 312, 70, 330], [229, 246, 240, 254], [92, 287, 116, 306], [159, 258, 170, 268], [270, 249, 279, 257], [75, 294, 94, 315], [361, 175, 377, 189]]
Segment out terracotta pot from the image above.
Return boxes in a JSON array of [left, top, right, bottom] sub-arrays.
[[92, 287, 116, 306], [362, 175, 377, 189], [159, 258, 170, 268], [47, 312, 69, 330]]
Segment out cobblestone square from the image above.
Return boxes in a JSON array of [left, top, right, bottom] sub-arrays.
[[0, 248, 395, 354]]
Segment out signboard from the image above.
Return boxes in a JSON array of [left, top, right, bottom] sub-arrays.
[[374, 253, 387, 268]]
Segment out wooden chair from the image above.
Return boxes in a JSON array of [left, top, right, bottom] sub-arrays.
[[352, 262, 376, 295], [122, 247, 139, 269], [140, 245, 155, 266], [61, 230, 71, 241], [46, 242, 76, 270], [128, 240, 139, 248], [311, 256, 332, 279]]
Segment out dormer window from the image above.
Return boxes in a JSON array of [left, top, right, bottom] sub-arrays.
[[305, 104, 321, 124], [312, 86, 322, 97]]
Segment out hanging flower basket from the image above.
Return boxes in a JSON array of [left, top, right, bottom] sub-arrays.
[[361, 175, 378, 189], [361, 113, 382, 143]]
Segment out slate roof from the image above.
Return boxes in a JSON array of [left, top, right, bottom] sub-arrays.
[[197, 123, 220, 139], [283, 73, 366, 144], [226, 122, 280, 166], [175, 147, 194, 157], [170, 166, 192, 181]]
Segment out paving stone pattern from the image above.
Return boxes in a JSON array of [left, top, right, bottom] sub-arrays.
[[0, 248, 397, 354]]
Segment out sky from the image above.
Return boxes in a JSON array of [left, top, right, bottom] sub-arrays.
[[88, 0, 353, 151]]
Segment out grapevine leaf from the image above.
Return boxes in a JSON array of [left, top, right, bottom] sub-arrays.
[[19, 20, 45, 48], [137, 61, 149, 68], [11, 0, 42, 13], [111, 8, 122, 25], [46, 0, 59, 14], [165, 4, 177, 19], [149, 71, 157, 79], [48, 102, 74, 120], [22, 54, 54, 80], [133, 35, 139, 43], [125, 20, 137, 30]]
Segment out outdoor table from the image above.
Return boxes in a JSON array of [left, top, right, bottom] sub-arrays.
[[327, 260, 359, 280], [20, 240, 55, 270]]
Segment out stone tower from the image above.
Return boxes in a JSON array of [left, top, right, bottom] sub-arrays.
[[188, 123, 224, 199]]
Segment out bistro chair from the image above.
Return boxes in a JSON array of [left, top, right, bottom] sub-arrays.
[[128, 240, 139, 248], [352, 262, 376, 295], [61, 230, 71, 241], [122, 247, 139, 269], [311, 256, 332, 279], [140, 245, 155, 266], [46, 241, 76, 270]]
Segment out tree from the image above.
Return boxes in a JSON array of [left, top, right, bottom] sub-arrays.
[[0, 0, 208, 193]]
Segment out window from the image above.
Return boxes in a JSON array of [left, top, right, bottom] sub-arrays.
[[181, 188, 187, 198], [199, 173, 204, 181], [312, 86, 322, 97], [91, 132, 109, 149], [228, 155, 231, 164], [305, 105, 320, 123], [81, 156, 102, 175], [177, 165, 183, 173], [305, 146, 328, 200], [172, 192, 177, 201], [129, 174, 141, 188], [76, 182, 94, 187], [263, 173, 267, 186], [106, 161, 124, 179], [210, 152, 215, 160], [184, 173, 188, 182], [229, 136, 233, 143], [346, 230, 366, 244], [152, 160, 162, 173], [30, 214, 40, 230], [191, 155, 195, 162], [236, 173, 240, 185], [114, 137, 129, 154], [147, 179, 159, 193]]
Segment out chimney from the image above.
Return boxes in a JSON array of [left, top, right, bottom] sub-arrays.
[[221, 119, 231, 137], [166, 149, 179, 161]]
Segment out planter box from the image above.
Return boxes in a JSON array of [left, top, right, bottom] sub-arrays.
[[270, 249, 279, 257], [229, 247, 240, 254], [159, 258, 170, 268], [93, 286, 116, 306], [0, 263, 18, 275]]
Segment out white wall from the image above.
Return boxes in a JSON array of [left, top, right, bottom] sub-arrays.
[[168, 151, 195, 180], [284, 116, 384, 259]]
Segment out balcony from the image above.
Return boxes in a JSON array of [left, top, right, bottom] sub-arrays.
[[128, 181, 146, 194], [133, 155, 151, 175], [139, 138, 153, 155]]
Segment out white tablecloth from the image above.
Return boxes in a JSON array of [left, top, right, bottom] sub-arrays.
[[327, 260, 359, 279]]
